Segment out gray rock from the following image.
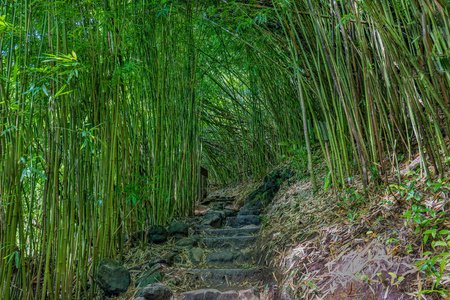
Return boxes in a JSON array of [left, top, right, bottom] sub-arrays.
[[167, 222, 189, 237], [176, 237, 199, 249], [189, 247, 204, 264], [138, 283, 172, 300], [227, 215, 261, 228], [179, 289, 238, 300], [95, 258, 130, 296], [201, 211, 225, 228], [147, 225, 168, 244], [238, 289, 259, 300], [134, 297, 145, 300]]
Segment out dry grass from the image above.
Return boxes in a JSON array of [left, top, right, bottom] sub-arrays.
[[110, 156, 450, 300], [255, 155, 450, 299]]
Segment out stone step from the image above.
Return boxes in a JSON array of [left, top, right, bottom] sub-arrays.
[[226, 215, 262, 228], [179, 288, 258, 300], [201, 226, 261, 237], [200, 236, 258, 250], [209, 197, 235, 202], [202, 197, 235, 205], [238, 209, 261, 216], [186, 268, 261, 284], [205, 250, 253, 267]]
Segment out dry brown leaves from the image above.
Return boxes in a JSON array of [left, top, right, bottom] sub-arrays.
[[255, 156, 450, 299]]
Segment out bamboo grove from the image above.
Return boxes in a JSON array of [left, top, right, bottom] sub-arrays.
[[1, 1, 201, 298], [1, 0, 450, 299]]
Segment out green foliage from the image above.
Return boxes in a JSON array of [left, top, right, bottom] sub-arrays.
[[400, 179, 450, 295]]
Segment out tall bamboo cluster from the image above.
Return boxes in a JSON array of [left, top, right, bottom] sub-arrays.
[[268, 0, 450, 188], [203, 0, 450, 187], [0, 1, 201, 299]]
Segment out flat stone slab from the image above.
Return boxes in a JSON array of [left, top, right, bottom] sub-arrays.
[[202, 197, 235, 205], [205, 251, 252, 266], [209, 197, 235, 202], [179, 288, 259, 300], [200, 236, 258, 250], [201, 227, 260, 237], [238, 209, 261, 216], [226, 215, 262, 228], [179, 289, 237, 300], [187, 269, 260, 283]]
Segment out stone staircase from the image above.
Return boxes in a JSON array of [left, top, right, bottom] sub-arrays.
[[178, 196, 266, 300]]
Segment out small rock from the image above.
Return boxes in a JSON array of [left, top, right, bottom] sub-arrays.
[[147, 225, 168, 244], [176, 237, 199, 249], [167, 222, 190, 237], [189, 247, 204, 263], [180, 289, 238, 300], [134, 297, 145, 300], [95, 258, 130, 296], [139, 283, 172, 300], [238, 289, 259, 300]]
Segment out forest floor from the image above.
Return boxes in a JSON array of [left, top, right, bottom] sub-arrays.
[[250, 156, 450, 299], [115, 154, 450, 300]]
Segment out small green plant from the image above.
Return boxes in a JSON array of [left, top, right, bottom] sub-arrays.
[[425, 178, 450, 193], [358, 274, 370, 284], [402, 192, 450, 295], [388, 272, 405, 287], [405, 244, 413, 254], [390, 180, 421, 203], [348, 210, 359, 223]]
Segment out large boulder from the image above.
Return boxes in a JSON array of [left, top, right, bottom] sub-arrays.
[[147, 225, 168, 244], [167, 222, 190, 237], [95, 258, 130, 296], [137, 283, 172, 300]]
